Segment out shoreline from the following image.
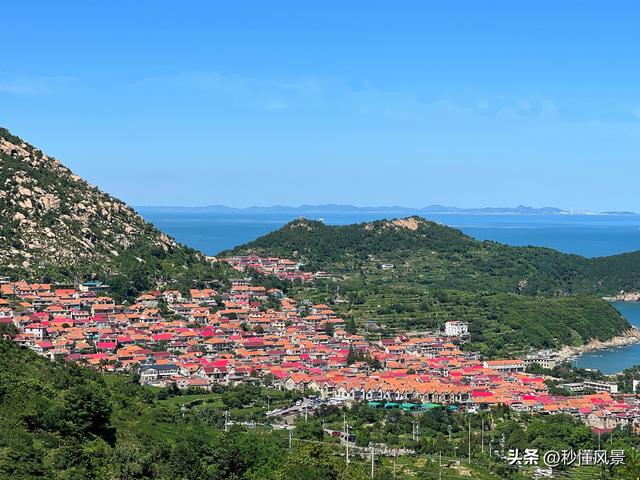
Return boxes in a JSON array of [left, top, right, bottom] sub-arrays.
[[603, 294, 640, 302], [556, 327, 640, 363]]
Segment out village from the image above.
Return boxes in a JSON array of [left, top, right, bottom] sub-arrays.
[[1, 255, 639, 435], [222, 254, 331, 282]]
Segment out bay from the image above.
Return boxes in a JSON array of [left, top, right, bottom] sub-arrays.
[[575, 302, 640, 374]]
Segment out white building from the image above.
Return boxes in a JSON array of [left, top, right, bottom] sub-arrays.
[[583, 380, 619, 394], [559, 381, 619, 394], [523, 350, 560, 370], [444, 320, 469, 337], [483, 359, 526, 373], [139, 364, 180, 385]]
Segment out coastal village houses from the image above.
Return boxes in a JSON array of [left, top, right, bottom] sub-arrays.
[[2, 255, 640, 433]]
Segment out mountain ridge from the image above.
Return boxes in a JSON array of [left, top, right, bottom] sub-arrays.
[[136, 204, 638, 216]]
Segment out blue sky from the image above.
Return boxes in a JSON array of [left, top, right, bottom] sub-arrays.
[[2, 2, 640, 210]]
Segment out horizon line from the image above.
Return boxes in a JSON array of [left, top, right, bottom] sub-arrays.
[[132, 204, 638, 215]]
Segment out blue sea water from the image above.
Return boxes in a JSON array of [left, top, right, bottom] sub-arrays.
[[138, 211, 640, 258], [575, 302, 640, 374], [138, 209, 640, 373]]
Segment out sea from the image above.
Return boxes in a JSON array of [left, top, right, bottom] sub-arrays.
[[574, 302, 640, 374], [138, 209, 640, 374]]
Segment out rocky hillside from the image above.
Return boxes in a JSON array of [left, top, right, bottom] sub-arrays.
[[0, 127, 223, 296]]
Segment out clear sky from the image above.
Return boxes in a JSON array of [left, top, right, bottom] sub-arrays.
[[2, 2, 640, 210]]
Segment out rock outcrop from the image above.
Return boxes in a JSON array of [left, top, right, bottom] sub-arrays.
[[557, 327, 640, 362], [611, 291, 640, 302], [0, 127, 206, 285]]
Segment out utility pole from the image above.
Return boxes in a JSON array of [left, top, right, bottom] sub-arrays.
[[304, 406, 308, 422], [345, 424, 350, 464], [439, 451, 442, 480], [481, 417, 484, 455], [370, 446, 375, 479], [468, 417, 471, 463], [224, 410, 229, 432], [289, 430, 293, 450], [393, 450, 397, 479]]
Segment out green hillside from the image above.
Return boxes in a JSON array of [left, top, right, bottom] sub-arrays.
[[0, 340, 308, 479], [226, 217, 640, 296], [4, 340, 458, 480], [226, 218, 638, 354]]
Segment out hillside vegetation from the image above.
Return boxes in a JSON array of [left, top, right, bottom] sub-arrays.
[[0, 127, 227, 298], [226, 218, 638, 354], [227, 218, 640, 296], [0, 340, 421, 480], [3, 340, 638, 480], [0, 340, 285, 479]]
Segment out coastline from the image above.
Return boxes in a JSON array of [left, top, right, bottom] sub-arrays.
[[603, 293, 640, 302], [556, 327, 640, 363]]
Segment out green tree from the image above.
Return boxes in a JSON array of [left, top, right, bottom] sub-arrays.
[[295, 419, 324, 440], [61, 383, 112, 437], [277, 444, 367, 480], [109, 443, 155, 480], [618, 448, 640, 480], [324, 322, 335, 337], [345, 318, 357, 335], [355, 427, 370, 447], [0, 444, 48, 479], [166, 441, 212, 480], [346, 345, 358, 366], [0, 323, 18, 338]]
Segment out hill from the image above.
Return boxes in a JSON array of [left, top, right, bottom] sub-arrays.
[[225, 218, 639, 354], [0, 127, 226, 298], [226, 217, 640, 296]]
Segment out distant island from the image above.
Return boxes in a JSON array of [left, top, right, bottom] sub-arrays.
[[136, 204, 637, 216]]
